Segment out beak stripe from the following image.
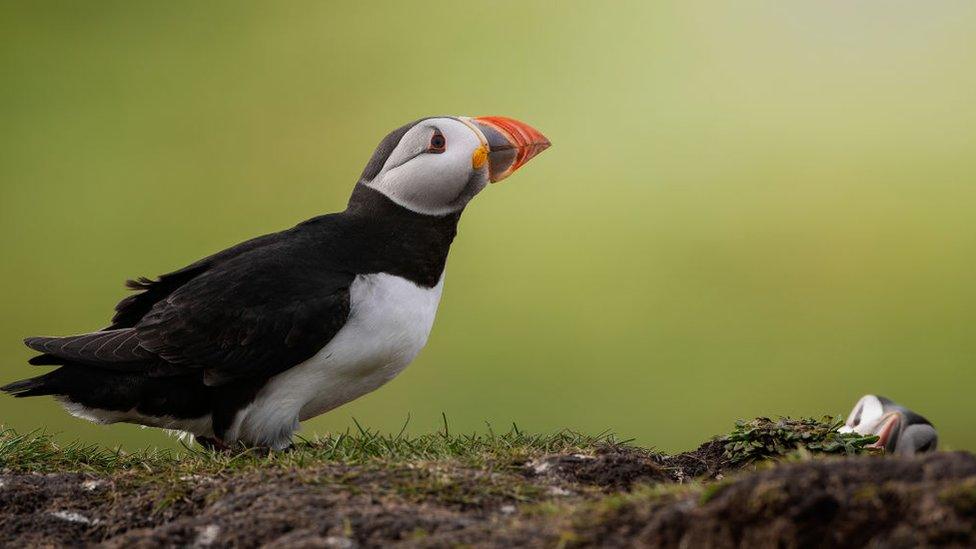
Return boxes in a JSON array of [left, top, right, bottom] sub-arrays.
[[474, 116, 551, 174]]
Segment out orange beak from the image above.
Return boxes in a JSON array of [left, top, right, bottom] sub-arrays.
[[471, 116, 551, 182], [868, 412, 903, 453]]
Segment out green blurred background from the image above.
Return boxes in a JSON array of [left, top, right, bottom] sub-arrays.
[[1, 2, 974, 452]]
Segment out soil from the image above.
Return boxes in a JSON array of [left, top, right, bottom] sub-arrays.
[[1, 445, 974, 547]]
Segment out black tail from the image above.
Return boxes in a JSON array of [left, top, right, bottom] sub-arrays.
[[3, 365, 214, 421], [0, 373, 57, 398]]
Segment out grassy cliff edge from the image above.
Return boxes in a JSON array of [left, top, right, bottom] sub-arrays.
[[1, 418, 973, 547]]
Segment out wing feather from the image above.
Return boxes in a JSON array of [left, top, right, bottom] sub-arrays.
[[24, 329, 153, 364], [133, 250, 354, 385], [25, 215, 356, 386]]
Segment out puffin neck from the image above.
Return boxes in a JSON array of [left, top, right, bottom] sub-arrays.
[[346, 183, 462, 225], [341, 184, 461, 288]]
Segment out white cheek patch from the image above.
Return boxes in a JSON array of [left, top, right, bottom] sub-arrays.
[[858, 396, 885, 432], [365, 117, 489, 216], [843, 395, 886, 435], [380, 140, 425, 175], [395, 149, 471, 202]]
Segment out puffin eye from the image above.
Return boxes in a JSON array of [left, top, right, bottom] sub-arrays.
[[428, 130, 446, 153]]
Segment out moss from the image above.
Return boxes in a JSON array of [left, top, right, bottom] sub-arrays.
[[747, 478, 789, 512], [721, 416, 880, 465], [940, 478, 976, 515], [700, 478, 731, 504], [521, 500, 564, 517], [851, 484, 881, 504]]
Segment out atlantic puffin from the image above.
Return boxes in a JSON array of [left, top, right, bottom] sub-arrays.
[[839, 394, 938, 456], [2, 116, 550, 450]]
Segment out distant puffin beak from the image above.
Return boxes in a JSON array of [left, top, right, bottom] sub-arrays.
[[868, 411, 903, 453], [471, 116, 551, 182]]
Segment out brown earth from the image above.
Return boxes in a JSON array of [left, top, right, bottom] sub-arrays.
[[1, 445, 974, 548]]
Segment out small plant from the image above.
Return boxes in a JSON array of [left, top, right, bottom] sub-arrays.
[[721, 416, 879, 465]]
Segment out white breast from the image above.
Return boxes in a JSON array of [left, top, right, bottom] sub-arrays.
[[227, 272, 445, 448]]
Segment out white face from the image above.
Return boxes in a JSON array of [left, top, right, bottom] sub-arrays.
[[363, 117, 490, 216], [839, 394, 886, 435]]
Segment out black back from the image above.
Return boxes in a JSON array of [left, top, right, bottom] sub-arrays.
[[6, 156, 463, 437]]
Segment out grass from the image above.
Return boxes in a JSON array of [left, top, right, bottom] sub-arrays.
[[0, 421, 621, 475], [0, 416, 881, 476]]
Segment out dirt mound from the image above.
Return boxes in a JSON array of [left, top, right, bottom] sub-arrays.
[[525, 416, 868, 488], [3, 452, 974, 547], [0, 422, 971, 547], [0, 464, 547, 547], [99, 476, 476, 548], [654, 439, 729, 481], [525, 445, 670, 489], [567, 451, 976, 548]]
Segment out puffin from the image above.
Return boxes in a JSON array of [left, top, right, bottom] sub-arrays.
[[839, 394, 938, 456], [2, 115, 550, 450]]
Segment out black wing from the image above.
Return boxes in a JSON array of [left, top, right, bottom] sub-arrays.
[[109, 231, 282, 329], [25, 217, 356, 386], [133, 238, 354, 385]]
